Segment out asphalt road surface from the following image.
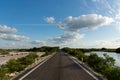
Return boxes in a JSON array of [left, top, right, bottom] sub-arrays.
[[16, 52, 98, 80]]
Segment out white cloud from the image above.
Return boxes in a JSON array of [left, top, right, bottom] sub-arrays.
[[92, 0, 104, 2], [115, 12, 120, 22], [115, 39, 120, 43], [0, 33, 29, 41], [95, 40, 111, 47], [0, 25, 17, 34], [62, 39, 120, 48], [114, 11, 120, 31], [50, 32, 84, 44], [0, 25, 30, 42], [92, 39, 120, 48], [46, 14, 113, 32], [0, 25, 47, 48], [92, 0, 97, 2], [31, 40, 45, 45], [1, 42, 31, 49], [45, 17, 55, 23]]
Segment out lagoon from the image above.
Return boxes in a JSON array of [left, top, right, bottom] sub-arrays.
[[85, 51, 120, 67]]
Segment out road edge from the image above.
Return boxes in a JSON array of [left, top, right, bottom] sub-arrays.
[[66, 52, 102, 80], [12, 52, 56, 80]]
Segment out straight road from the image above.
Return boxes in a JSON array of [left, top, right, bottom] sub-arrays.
[[16, 52, 98, 80]]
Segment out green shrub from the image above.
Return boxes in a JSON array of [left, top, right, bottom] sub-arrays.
[[6, 59, 24, 72], [63, 47, 120, 80]]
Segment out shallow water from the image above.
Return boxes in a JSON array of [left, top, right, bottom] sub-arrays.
[[85, 51, 120, 67]]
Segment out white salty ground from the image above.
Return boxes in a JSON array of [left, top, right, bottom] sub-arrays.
[[0, 52, 45, 66]]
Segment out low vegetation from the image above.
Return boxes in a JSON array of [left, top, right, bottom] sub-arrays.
[[0, 46, 59, 80], [0, 53, 39, 80], [0, 49, 9, 55], [41, 47, 59, 57], [62, 47, 120, 80]]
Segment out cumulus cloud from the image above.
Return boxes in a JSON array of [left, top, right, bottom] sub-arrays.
[[50, 32, 84, 44], [0, 33, 29, 41], [114, 11, 120, 31], [31, 40, 45, 45], [92, 0, 100, 2], [46, 14, 113, 31], [95, 40, 111, 46], [115, 11, 120, 21], [45, 17, 55, 23], [0, 25, 30, 42], [63, 39, 120, 48], [0, 25, 17, 33], [115, 39, 120, 43], [92, 0, 97, 2], [92, 39, 120, 48]]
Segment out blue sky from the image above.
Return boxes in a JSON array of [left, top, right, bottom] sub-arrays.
[[0, 0, 120, 49]]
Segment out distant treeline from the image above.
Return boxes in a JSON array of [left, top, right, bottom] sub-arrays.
[[72, 48, 116, 53], [18, 46, 59, 52], [62, 47, 120, 53], [0, 49, 9, 55], [116, 48, 120, 53], [1, 46, 120, 54], [0, 46, 59, 55]]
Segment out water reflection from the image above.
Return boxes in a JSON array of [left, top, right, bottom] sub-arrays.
[[85, 51, 120, 67]]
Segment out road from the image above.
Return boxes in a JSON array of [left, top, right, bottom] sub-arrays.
[[16, 52, 98, 80]]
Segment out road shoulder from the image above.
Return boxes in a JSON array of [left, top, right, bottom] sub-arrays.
[[65, 52, 106, 80], [11, 53, 56, 80]]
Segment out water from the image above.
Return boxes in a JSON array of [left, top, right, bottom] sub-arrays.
[[85, 51, 120, 67]]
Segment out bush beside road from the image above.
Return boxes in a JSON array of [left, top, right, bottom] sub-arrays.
[[0, 53, 39, 80], [62, 47, 120, 80], [0, 46, 59, 80]]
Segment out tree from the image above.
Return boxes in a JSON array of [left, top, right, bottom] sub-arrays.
[[101, 48, 107, 51], [116, 48, 120, 53]]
